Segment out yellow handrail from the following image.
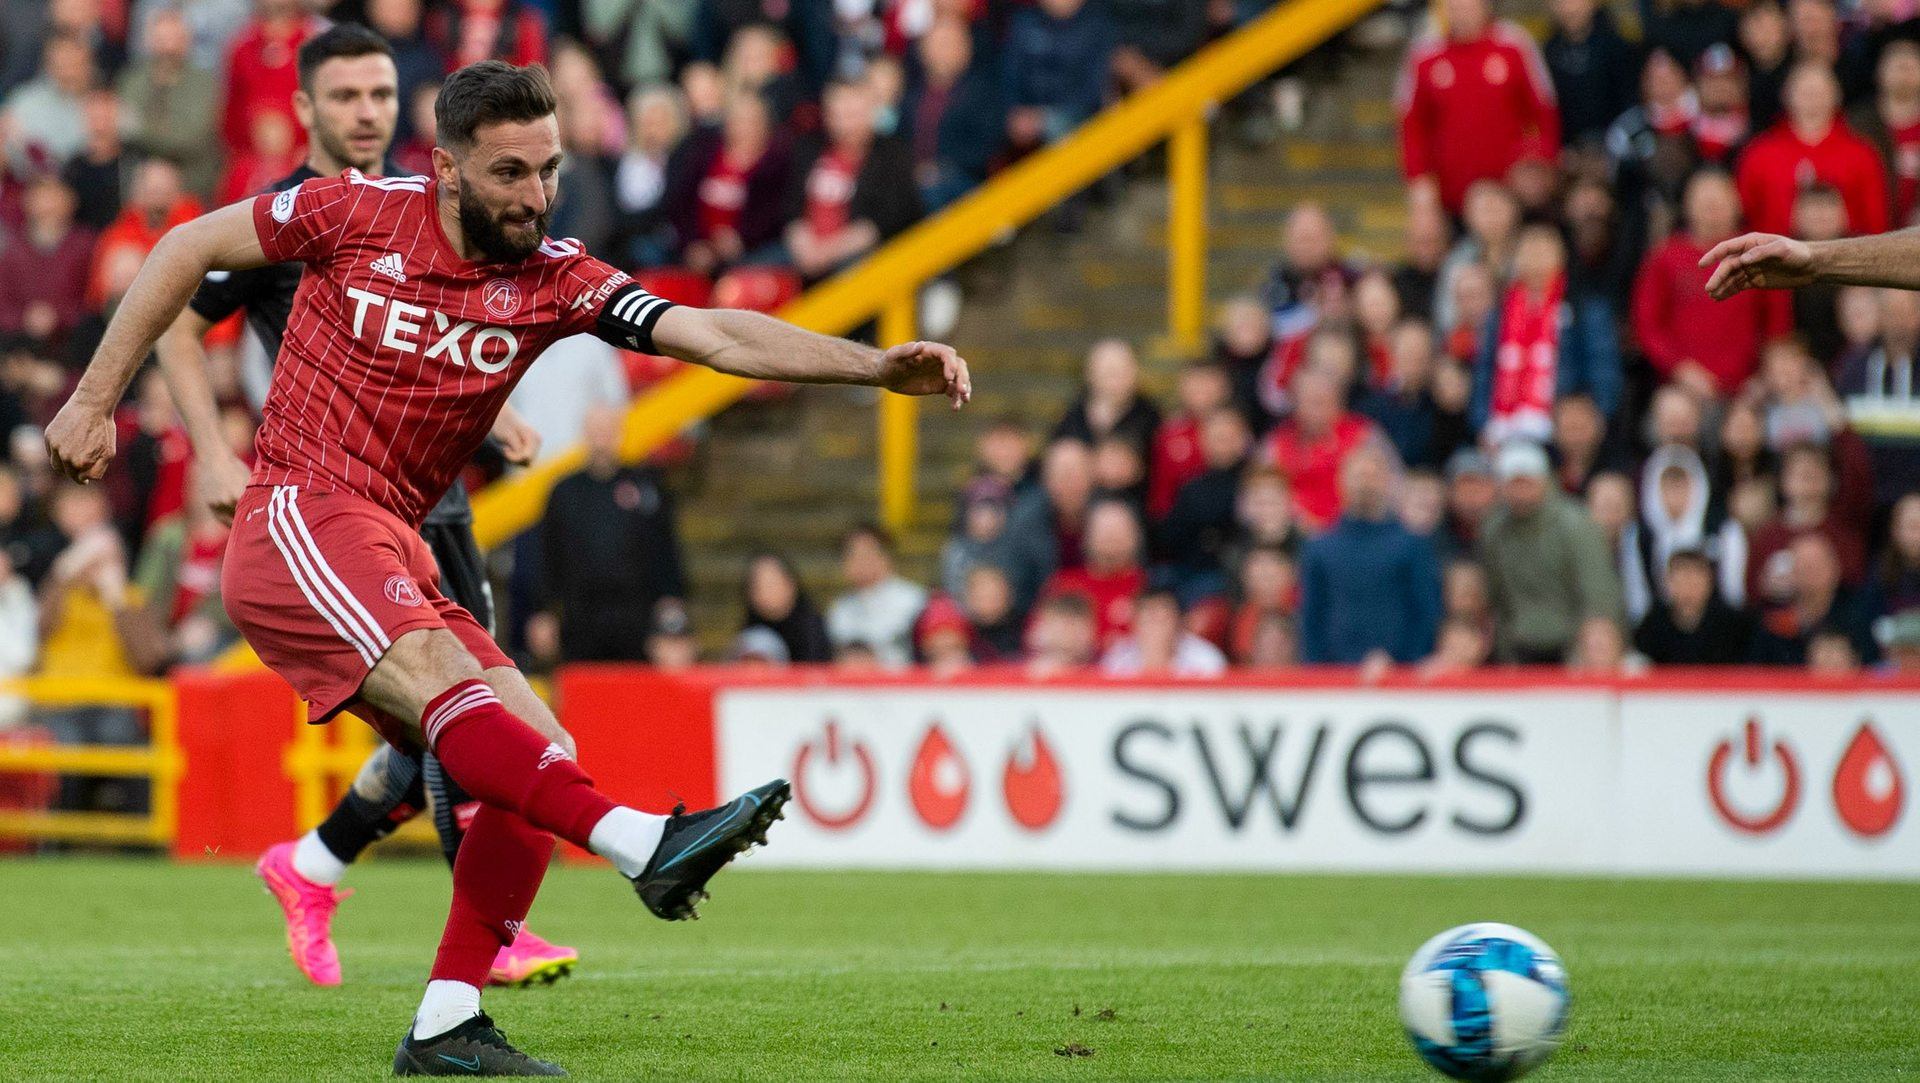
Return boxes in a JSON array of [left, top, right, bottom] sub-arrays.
[[468, 0, 1385, 548], [0, 675, 181, 846]]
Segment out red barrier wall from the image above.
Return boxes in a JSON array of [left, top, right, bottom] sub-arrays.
[[173, 669, 304, 860]]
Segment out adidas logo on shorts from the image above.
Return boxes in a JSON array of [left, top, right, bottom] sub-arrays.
[[369, 251, 407, 283]]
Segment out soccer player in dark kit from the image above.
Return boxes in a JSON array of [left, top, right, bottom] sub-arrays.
[[47, 60, 971, 1075], [154, 22, 578, 993]]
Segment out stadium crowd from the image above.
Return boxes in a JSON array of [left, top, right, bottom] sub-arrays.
[[0, 0, 1913, 723]]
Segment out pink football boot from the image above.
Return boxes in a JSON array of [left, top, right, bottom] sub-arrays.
[[254, 841, 348, 987], [488, 929, 579, 987]]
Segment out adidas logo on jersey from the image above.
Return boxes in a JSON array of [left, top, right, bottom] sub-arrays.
[[369, 252, 408, 283]]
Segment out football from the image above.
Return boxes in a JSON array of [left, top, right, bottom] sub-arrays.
[[1399, 923, 1571, 1081]]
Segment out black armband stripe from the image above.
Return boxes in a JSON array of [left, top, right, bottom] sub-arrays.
[[598, 283, 676, 354]]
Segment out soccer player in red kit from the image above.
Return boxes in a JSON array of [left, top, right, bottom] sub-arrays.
[[45, 60, 971, 1076]]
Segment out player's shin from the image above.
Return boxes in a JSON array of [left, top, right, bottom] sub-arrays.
[[422, 679, 663, 868], [416, 806, 554, 1039]]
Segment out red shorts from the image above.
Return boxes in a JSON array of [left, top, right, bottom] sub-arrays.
[[223, 484, 512, 724]]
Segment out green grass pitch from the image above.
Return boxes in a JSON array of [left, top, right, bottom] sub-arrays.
[[1, 857, 1917, 1080]]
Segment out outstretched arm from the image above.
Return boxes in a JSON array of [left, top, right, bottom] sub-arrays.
[[48, 201, 270, 482], [1702, 228, 1920, 299], [649, 304, 972, 409]]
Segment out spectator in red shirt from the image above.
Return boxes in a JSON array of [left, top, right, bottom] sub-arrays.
[[0, 172, 94, 350], [86, 157, 200, 313], [1632, 169, 1794, 399], [219, 0, 321, 157], [663, 91, 789, 276], [429, 0, 547, 71], [1736, 61, 1889, 236], [1147, 360, 1231, 522], [782, 77, 920, 282], [1397, 0, 1559, 214], [1850, 39, 1920, 229], [1266, 366, 1384, 531], [1037, 498, 1146, 651]]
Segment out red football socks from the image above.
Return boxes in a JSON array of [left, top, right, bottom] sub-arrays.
[[422, 678, 616, 850], [430, 804, 554, 986]]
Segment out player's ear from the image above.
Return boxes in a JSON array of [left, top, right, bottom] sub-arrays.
[[430, 146, 459, 193], [292, 89, 314, 134]]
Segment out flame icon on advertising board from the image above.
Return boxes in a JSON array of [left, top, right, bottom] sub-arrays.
[[1707, 717, 1801, 835], [908, 722, 969, 830], [1002, 725, 1065, 831], [791, 719, 875, 830], [1832, 722, 1905, 838]]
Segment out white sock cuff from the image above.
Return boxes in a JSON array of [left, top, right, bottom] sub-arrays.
[[412, 980, 483, 1041], [292, 830, 348, 887], [587, 806, 668, 879]]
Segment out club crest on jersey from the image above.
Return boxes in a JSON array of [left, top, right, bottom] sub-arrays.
[[482, 278, 522, 320], [383, 574, 424, 607]]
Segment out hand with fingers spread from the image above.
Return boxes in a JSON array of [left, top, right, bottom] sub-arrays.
[[877, 340, 974, 409], [44, 399, 117, 484], [1699, 232, 1818, 299]]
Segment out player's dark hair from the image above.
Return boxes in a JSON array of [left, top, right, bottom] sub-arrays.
[[297, 24, 394, 92], [435, 60, 557, 151]]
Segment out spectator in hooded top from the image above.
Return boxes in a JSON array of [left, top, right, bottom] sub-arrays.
[[1851, 39, 1920, 229], [1052, 338, 1163, 461], [1479, 440, 1624, 662], [116, 6, 219, 197], [0, 172, 94, 351], [782, 77, 921, 282], [1625, 443, 1750, 620], [1002, 0, 1114, 154], [1472, 223, 1623, 446], [1737, 61, 1889, 236], [826, 523, 929, 668], [903, 17, 1004, 213], [740, 551, 832, 664], [1148, 360, 1233, 522], [1635, 547, 1754, 664], [1834, 287, 1920, 508], [1266, 366, 1385, 532], [1397, 0, 1558, 215], [662, 90, 789, 276], [1542, 0, 1639, 151], [1037, 498, 1146, 651], [1633, 169, 1795, 399], [1299, 443, 1443, 664], [1750, 531, 1876, 664]]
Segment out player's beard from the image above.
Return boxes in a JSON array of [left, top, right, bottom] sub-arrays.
[[313, 123, 385, 175], [458, 181, 550, 263]]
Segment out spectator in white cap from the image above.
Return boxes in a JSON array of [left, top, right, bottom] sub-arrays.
[[1477, 440, 1624, 662]]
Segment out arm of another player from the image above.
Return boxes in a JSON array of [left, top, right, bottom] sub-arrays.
[[47, 201, 270, 483], [153, 308, 252, 523], [1701, 227, 1920, 299], [637, 300, 972, 409]]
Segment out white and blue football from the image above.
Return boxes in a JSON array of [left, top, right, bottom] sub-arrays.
[[1399, 922, 1570, 1081]]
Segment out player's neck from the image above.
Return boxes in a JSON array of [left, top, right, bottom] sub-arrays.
[[435, 195, 483, 262]]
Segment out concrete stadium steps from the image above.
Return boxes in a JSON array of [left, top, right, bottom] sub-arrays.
[[667, 49, 1411, 651]]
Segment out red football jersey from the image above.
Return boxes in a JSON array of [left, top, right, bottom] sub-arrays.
[[249, 169, 669, 526]]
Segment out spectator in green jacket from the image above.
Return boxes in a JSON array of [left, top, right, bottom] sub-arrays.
[[1478, 440, 1624, 662]]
